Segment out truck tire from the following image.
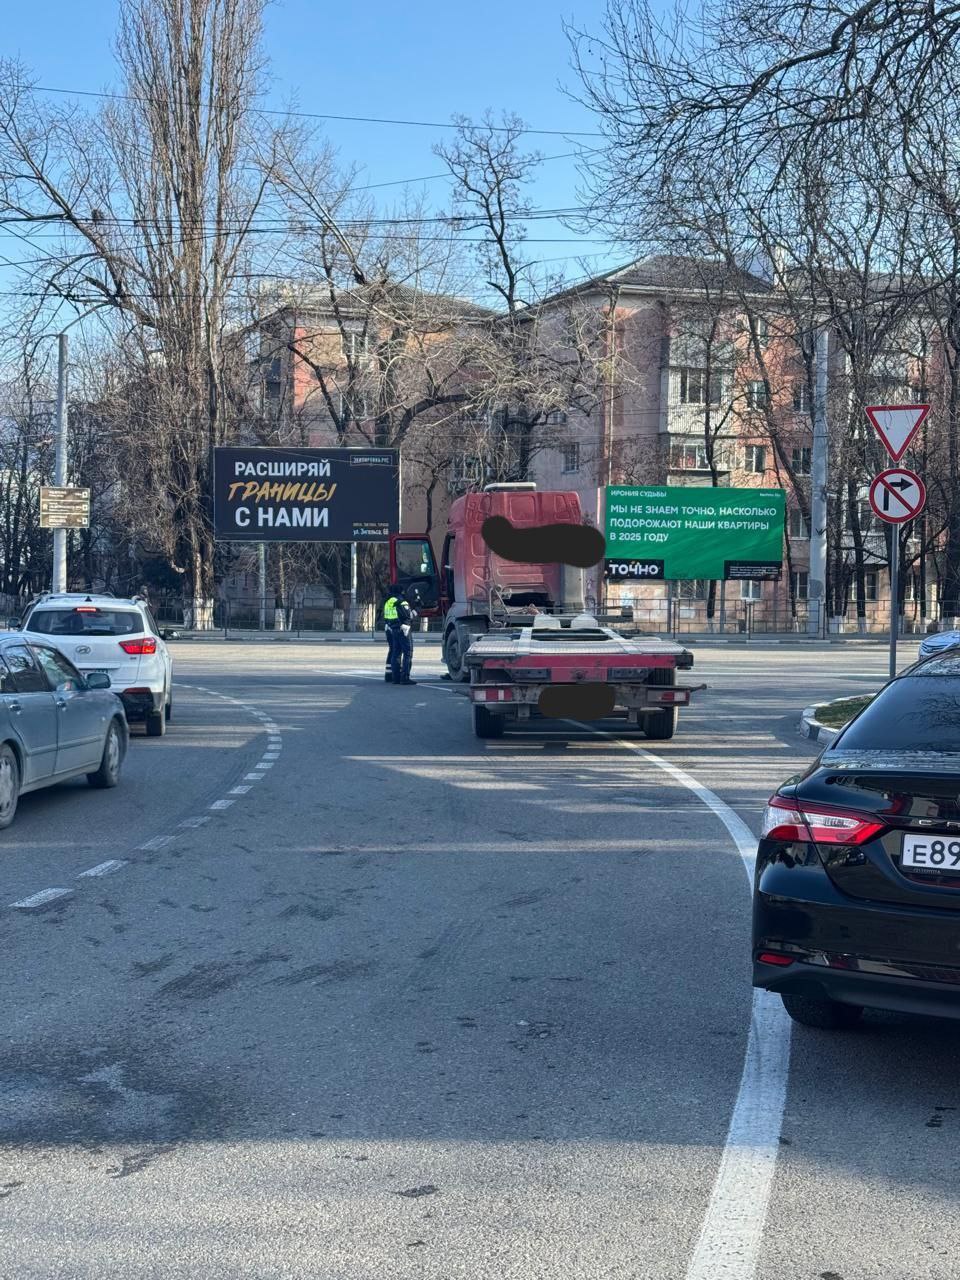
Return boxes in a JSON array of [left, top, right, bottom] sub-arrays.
[[443, 625, 472, 683], [644, 666, 678, 741], [473, 705, 505, 739]]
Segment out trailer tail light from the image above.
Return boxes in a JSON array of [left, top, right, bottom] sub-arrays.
[[119, 637, 157, 656], [760, 795, 886, 845]]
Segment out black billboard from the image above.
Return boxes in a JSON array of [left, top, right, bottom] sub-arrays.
[[212, 447, 399, 542]]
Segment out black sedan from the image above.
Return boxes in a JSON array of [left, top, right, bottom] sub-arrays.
[[755, 651, 960, 1029]]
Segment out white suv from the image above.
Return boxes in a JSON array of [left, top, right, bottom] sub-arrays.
[[14, 593, 175, 737]]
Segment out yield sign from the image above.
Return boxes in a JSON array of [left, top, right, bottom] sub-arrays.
[[868, 467, 926, 524], [865, 403, 930, 462]]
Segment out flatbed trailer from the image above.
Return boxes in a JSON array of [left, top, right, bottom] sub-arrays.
[[461, 619, 702, 739]]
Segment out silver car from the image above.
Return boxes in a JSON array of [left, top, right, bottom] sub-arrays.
[[0, 635, 128, 829]]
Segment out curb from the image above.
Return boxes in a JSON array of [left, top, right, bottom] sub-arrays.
[[799, 702, 843, 746]]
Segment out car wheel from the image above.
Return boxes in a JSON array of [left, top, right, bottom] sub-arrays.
[[0, 743, 21, 829], [145, 707, 166, 737], [443, 628, 466, 682], [88, 719, 124, 789], [780, 992, 864, 1030]]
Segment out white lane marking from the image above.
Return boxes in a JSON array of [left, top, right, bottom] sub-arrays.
[[229, 785, 251, 795], [256, 761, 275, 769], [77, 860, 127, 878], [11, 887, 73, 909], [179, 816, 211, 829], [139, 834, 174, 851], [261, 752, 279, 761], [209, 798, 235, 810], [244, 772, 266, 781], [585, 728, 791, 1280]]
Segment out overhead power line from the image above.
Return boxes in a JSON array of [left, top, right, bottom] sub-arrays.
[[33, 84, 605, 139]]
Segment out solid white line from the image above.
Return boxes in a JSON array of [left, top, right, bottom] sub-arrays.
[[77, 860, 127, 878], [11, 887, 73, 909], [583, 729, 791, 1280]]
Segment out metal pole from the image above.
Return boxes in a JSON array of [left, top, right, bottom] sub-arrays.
[[807, 326, 829, 637], [889, 532, 899, 679], [52, 333, 69, 593], [719, 579, 726, 634], [349, 541, 358, 631], [258, 543, 267, 631]]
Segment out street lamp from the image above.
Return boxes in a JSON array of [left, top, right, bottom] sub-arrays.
[[46, 304, 110, 593]]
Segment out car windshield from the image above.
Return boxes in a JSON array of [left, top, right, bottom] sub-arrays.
[[27, 608, 142, 637], [835, 671, 960, 753]]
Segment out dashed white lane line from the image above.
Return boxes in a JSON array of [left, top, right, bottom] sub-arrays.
[[11, 887, 73, 910], [10, 683, 283, 913], [77, 860, 127, 878], [583, 725, 792, 1280]]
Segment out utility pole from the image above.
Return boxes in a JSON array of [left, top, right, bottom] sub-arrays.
[[258, 543, 268, 631], [52, 333, 69, 593], [349, 542, 358, 631], [807, 326, 830, 637]]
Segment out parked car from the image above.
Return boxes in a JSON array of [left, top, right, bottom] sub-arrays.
[[918, 628, 960, 661], [755, 650, 960, 1028], [11, 594, 175, 736], [0, 634, 127, 828]]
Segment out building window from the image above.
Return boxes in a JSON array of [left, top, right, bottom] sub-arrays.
[[338, 389, 370, 420], [545, 410, 568, 425], [744, 444, 767, 473], [677, 580, 707, 601], [341, 331, 368, 361], [791, 446, 812, 475], [740, 580, 763, 601], [755, 316, 769, 348], [793, 381, 810, 412], [560, 443, 580, 473], [792, 571, 809, 600], [745, 380, 768, 410], [678, 367, 723, 405], [857, 572, 879, 603], [788, 508, 809, 539], [670, 442, 708, 471]]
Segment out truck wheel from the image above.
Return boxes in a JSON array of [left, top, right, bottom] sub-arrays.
[[473, 705, 505, 739], [644, 666, 677, 740], [443, 627, 469, 682]]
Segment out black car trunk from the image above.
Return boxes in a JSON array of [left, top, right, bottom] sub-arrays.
[[803, 755, 960, 910]]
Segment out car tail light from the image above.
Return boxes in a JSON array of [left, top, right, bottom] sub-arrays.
[[75, 606, 98, 613], [757, 951, 795, 966], [119, 637, 157, 655], [761, 795, 886, 845]]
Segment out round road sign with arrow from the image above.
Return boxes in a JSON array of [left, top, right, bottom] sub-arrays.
[[868, 467, 926, 524]]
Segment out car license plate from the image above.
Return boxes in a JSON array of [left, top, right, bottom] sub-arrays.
[[901, 833, 960, 870]]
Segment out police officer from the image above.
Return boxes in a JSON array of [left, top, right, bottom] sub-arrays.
[[383, 583, 417, 685]]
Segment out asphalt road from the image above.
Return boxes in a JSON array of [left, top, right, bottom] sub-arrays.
[[1, 638, 953, 1280]]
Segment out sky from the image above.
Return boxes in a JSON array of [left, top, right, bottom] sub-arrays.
[[1, 0, 635, 322]]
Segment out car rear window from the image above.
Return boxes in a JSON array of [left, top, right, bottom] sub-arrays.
[[836, 675, 960, 752], [27, 608, 142, 637]]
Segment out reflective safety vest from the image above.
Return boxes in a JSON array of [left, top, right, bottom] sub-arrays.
[[384, 596, 400, 622]]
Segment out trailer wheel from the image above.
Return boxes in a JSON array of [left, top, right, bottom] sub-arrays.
[[644, 666, 678, 740], [443, 626, 469, 682], [473, 705, 505, 739]]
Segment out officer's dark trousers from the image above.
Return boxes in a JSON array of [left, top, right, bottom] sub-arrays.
[[384, 626, 396, 679], [389, 626, 413, 682]]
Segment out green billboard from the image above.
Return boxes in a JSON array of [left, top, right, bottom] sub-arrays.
[[604, 485, 786, 582]]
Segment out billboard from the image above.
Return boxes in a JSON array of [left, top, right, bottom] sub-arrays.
[[213, 447, 399, 543], [604, 485, 786, 581]]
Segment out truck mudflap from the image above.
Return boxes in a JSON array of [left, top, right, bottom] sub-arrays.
[[468, 682, 706, 708]]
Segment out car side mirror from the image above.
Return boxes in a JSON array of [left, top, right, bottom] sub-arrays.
[[85, 671, 111, 690], [6, 618, 20, 630], [160, 628, 179, 641]]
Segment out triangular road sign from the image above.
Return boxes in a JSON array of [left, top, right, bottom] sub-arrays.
[[865, 403, 930, 462]]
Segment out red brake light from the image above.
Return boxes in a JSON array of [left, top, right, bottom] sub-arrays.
[[119, 637, 157, 655], [757, 952, 795, 967], [75, 606, 97, 613], [761, 795, 886, 845]]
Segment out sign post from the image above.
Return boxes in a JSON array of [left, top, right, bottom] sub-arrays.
[[868, 467, 926, 678]]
